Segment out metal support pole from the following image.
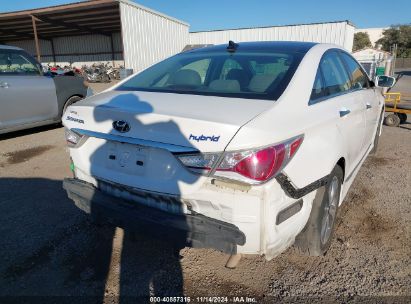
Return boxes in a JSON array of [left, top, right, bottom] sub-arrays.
[[110, 34, 115, 67], [50, 38, 56, 66], [31, 15, 41, 62], [118, 6, 126, 68]]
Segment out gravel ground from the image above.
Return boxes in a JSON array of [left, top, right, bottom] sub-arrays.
[[0, 121, 410, 303]]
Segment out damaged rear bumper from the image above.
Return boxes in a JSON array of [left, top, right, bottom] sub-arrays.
[[63, 178, 246, 254]]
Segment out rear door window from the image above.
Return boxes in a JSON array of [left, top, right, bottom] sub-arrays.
[[320, 51, 351, 96], [339, 52, 369, 90], [310, 69, 328, 101]]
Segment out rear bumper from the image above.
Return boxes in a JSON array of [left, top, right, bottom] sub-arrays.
[[63, 178, 246, 254]]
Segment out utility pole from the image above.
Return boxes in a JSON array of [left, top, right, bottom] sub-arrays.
[[392, 43, 397, 74]]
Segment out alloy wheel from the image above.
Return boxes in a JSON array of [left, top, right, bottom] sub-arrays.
[[320, 176, 339, 245]]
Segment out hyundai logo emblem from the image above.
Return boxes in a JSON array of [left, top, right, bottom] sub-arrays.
[[112, 120, 131, 133]]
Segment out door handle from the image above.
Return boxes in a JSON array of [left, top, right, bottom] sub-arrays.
[[366, 103, 372, 109], [339, 108, 351, 117], [0, 81, 9, 88]]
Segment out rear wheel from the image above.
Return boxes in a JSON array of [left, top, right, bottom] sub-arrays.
[[384, 114, 400, 127], [370, 110, 384, 155], [295, 165, 343, 256], [398, 113, 408, 124]]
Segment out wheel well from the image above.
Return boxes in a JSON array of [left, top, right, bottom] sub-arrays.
[[62, 95, 84, 116], [67, 94, 83, 100], [64, 94, 83, 106], [336, 158, 345, 183]]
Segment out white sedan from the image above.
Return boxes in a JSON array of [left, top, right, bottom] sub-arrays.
[[62, 41, 394, 263]]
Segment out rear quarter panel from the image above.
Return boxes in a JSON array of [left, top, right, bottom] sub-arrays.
[[226, 44, 348, 189]]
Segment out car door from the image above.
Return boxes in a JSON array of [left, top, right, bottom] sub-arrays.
[[0, 48, 58, 130], [319, 51, 367, 175], [339, 51, 380, 146]]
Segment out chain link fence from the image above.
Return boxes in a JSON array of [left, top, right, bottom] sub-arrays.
[[395, 58, 411, 69]]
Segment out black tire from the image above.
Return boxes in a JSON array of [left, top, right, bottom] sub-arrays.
[[62, 95, 83, 118], [370, 110, 384, 155], [384, 114, 400, 127], [398, 113, 408, 124], [295, 165, 343, 256]]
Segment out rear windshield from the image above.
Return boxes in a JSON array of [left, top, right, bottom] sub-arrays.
[[116, 50, 304, 100]]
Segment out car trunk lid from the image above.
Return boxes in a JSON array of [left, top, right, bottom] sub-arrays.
[[64, 90, 273, 152]]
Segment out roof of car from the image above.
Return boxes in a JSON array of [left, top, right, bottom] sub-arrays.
[[184, 41, 318, 54], [0, 44, 23, 50]]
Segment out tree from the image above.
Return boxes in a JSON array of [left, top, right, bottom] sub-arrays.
[[376, 25, 411, 58], [353, 32, 371, 51]]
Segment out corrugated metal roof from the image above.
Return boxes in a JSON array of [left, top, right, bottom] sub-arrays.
[[0, 0, 188, 42], [0, 0, 106, 17], [0, 0, 188, 25], [0, 1, 121, 42]]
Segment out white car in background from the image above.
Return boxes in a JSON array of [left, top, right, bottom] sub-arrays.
[[63, 41, 395, 263]]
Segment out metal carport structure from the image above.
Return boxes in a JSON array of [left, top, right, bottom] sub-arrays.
[[0, 0, 189, 72]]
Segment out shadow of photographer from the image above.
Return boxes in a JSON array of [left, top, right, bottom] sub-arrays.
[[66, 91, 203, 302]]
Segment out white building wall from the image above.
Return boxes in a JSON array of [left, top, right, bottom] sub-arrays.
[[6, 33, 123, 67], [189, 21, 355, 51], [120, 0, 189, 73], [352, 48, 391, 61]]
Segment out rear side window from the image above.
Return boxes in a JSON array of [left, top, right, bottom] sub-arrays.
[[320, 51, 351, 95], [0, 49, 41, 75], [340, 52, 369, 89], [310, 69, 327, 101]]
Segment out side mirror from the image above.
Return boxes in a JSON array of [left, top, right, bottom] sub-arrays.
[[376, 75, 396, 88]]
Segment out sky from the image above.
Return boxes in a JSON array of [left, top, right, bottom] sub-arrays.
[[0, 0, 410, 31]]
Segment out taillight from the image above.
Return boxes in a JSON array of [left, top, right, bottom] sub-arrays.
[[65, 128, 86, 148], [177, 153, 220, 173], [233, 145, 286, 181], [289, 137, 303, 158], [176, 135, 304, 184]]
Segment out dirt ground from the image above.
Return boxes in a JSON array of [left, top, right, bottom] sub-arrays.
[[0, 118, 410, 302], [89, 80, 120, 94]]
